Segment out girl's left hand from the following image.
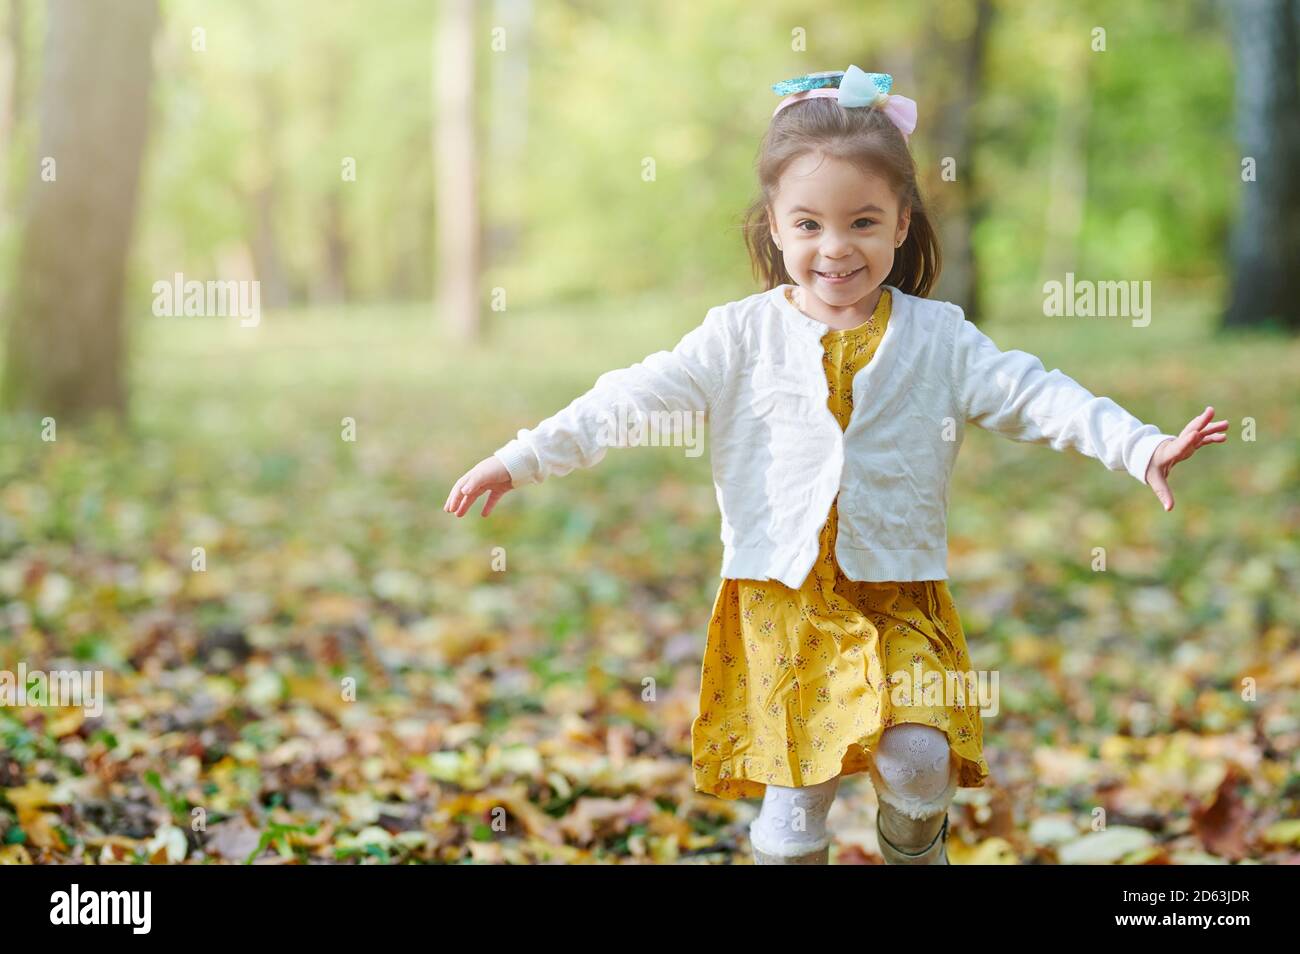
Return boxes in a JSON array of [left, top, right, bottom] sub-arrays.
[[1144, 406, 1229, 512]]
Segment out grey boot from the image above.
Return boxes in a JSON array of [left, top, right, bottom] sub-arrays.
[[867, 748, 958, 865], [751, 843, 830, 865], [876, 803, 949, 865]]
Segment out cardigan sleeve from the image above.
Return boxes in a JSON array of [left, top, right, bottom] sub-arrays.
[[492, 306, 730, 487], [951, 312, 1175, 484]]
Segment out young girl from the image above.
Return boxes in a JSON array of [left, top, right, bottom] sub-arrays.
[[443, 65, 1227, 865]]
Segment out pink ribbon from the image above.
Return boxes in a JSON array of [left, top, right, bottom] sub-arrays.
[[772, 88, 918, 143]]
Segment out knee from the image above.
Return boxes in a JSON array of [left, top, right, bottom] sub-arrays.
[[870, 723, 952, 803]]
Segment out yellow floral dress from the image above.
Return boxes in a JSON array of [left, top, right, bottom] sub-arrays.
[[691, 286, 990, 800]]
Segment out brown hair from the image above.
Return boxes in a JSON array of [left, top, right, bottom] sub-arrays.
[[741, 96, 941, 297]]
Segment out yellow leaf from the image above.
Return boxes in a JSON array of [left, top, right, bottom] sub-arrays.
[[0, 844, 33, 864], [48, 707, 84, 738], [494, 787, 564, 842], [25, 812, 67, 850], [2, 782, 56, 825], [284, 674, 351, 716], [947, 835, 1020, 865], [307, 593, 366, 626], [1261, 820, 1300, 847]]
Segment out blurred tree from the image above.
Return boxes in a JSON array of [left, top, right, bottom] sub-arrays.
[[435, 0, 481, 340], [485, 0, 532, 283], [0, 0, 1256, 321], [1, 0, 159, 422], [1224, 0, 1300, 330], [0, 0, 24, 137], [249, 68, 291, 310], [925, 0, 994, 321], [1037, 18, 1090, 290], [318, 41, 351, 306], [0, 0, 29, 249]]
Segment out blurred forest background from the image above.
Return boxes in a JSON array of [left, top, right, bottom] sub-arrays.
[[0, 0, 1297, 864]]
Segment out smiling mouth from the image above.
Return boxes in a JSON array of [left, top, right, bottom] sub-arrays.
[[814, 266, 864, 279]]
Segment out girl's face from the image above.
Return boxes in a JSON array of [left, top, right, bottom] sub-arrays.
[[767, 152, 910, 323]]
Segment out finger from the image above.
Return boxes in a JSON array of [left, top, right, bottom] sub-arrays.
[[1190, 425, 1229, 446], [1179, 416, 1226, 457], [444, 473, 468, 513], [1148, 469, 1174, 512], [1184, 429, 1229, 456], [1181, 406, 1214, 436], [454, 480, 481, 517], [450, 490, 470, 516], [480, 488, 505, 517]]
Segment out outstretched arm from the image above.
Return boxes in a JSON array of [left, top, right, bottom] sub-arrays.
[[445, 306, 730, 517], [493, 306, 729, 486], [953, 313, 1180, 487]]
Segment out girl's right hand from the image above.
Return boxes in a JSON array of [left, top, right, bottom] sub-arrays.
[[444, 455, 515, 517]]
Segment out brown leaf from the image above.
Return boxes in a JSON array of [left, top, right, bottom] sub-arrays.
[[1189, 764, 1251, 860], [204, 816, 264, 860], [558, 795, 642, 845]]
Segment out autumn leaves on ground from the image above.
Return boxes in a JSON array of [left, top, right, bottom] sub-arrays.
[[0, 295, 1297, 864]]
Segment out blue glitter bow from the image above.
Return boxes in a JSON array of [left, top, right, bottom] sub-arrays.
[[771, 66, 894, 104], [770, 65, 917, 139]]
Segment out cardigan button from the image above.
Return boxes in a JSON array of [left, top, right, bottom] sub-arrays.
[[843, 499, 857, 514]]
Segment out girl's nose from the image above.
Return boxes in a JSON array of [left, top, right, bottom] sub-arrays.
[[819, 233, 855, 256]]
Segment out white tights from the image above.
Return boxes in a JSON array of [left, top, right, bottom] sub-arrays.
[[748, 772, 841, 857], [749, 724, 957, 857], [866, 723, 959, 819]]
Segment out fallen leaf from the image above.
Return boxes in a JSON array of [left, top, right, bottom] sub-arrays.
[[1190, 764, 1251, 860], [1057, 827, 1156, 864], [0, 844, 33, 864], [204, 816, 263, 860]]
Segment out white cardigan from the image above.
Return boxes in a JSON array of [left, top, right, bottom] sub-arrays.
[[493, 284, 1175, 587]]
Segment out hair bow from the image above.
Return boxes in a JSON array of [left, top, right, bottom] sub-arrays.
[[770, 65, 918, 141]]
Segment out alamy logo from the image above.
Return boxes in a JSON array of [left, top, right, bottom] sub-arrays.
[[595, 406, 706, 458], [152, 272, 261, 327], [50, 884, 151, 934], [887, 662, 999, 716], [1042, 272, 1152, 327], [0, 664, 103, 717]]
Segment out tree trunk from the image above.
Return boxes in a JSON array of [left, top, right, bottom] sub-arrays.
[[926, 0, 994, 323], [1224, 0, 1300, 330], [1, 0, 160, 424], [317, 43, 350, 306], [320, 190, 349, 305], [485, 0, 531, 276], [1, 0, 25, 139], [1, 0, 27, 239], [434, 0, 481, 340], [1038, 26, 1091, 295], [248, 71, 291, 309]]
